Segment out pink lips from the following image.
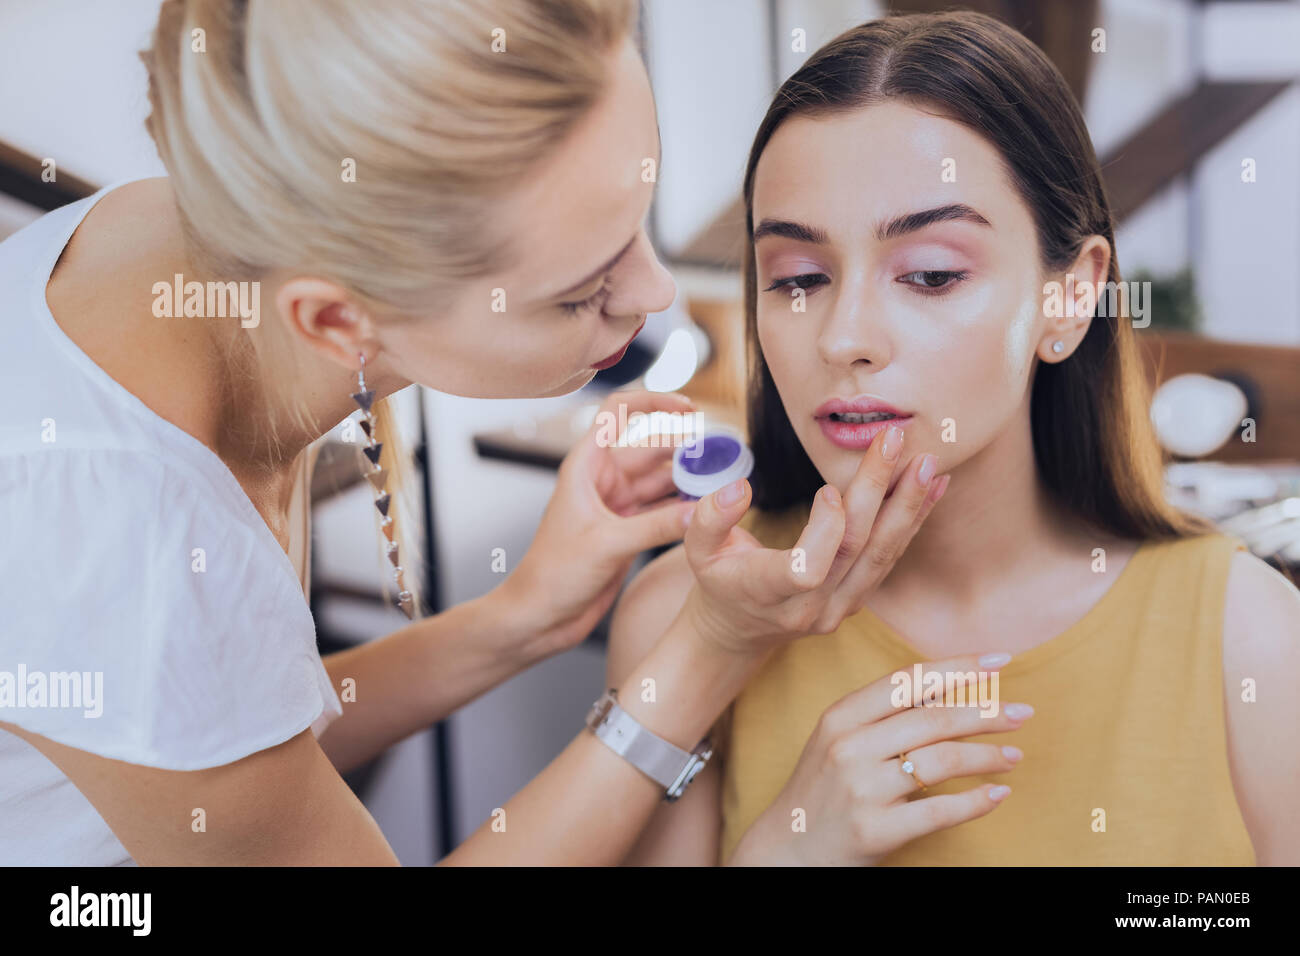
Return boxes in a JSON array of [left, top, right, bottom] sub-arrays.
[[814, 396, 912, 450], [591, 319, 646, 370]]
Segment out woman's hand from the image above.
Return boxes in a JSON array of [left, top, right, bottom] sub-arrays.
[[681, 423, 947, 656], [500, 389, 698, 657], [727, 653, 1028, 866]]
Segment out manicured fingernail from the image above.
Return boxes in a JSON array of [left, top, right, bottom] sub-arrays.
[[978, 652, 1012, 669], [988, 785, 1012, 802], [715, 478, 745, 508], [928, 474, 951, 503], [1001, 746, 1023, 763], [1005, 703, 1034, 720], [917, 454, 937, 486], [879, 425, 904, 462], [820, 484, 841, 508]]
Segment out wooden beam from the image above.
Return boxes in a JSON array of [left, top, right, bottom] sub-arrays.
[[1099, 80, 1292, 223], [677, 195, 746, 268], [0, 140, 97, 210]]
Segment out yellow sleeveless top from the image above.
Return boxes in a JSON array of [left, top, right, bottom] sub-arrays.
[[717, 504, 1256, 866]]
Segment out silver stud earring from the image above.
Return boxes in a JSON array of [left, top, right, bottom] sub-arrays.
[[352, 352, 414, 620], [1052, 340, 1065, 354]]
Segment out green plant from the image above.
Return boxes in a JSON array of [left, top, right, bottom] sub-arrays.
[[1127, 267, 1202, 333]]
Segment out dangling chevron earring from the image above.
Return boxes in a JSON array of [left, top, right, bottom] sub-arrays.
[[352, 353, 414, 620]]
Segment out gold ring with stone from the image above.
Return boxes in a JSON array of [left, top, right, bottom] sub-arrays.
[[899, 753, 928, 792]]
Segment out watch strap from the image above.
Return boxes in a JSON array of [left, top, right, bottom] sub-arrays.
[[586, 690, 712, 799], [596, 699, 694, 788]]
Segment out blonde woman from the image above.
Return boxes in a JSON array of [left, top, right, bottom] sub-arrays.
[[0, 0, 953, 865]]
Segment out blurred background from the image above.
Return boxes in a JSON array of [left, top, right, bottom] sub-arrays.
[[1, 0, 1297, 863]]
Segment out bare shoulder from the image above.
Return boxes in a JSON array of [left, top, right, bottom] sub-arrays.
[[1223, 549, 1300, 649], [45, 177, 220, 448], [49, 177, 178, 288], [606, 544, 696, 684], [1221, 548, 1300, 706], [1220, 549, 1300, 865]]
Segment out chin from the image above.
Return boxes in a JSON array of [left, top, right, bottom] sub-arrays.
[[420, 367, 594, 400], [813, 447, 908, 499], [538, 369, 598, 399]]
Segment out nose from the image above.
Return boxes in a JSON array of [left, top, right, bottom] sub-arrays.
[[816, 273, 892, 369], [605, 230, 676, 319]]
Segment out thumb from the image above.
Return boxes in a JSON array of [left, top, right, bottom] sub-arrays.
[[615, 498, 695, 554], [684, 478, 752, 564]]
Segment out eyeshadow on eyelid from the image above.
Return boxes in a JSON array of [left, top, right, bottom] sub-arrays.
[[898, 238, 982, 259], [761, 257, 825, 275], [898, 259, 967, 271], [560, 278, 606, 302]]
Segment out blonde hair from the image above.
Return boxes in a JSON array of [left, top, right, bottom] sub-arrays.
[[140, 0, 635, 615]]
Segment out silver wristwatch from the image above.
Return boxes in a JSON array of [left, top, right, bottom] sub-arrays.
[[585, 689, 713, 801]]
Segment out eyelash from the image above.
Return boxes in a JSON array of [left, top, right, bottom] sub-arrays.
[[559, 275, 612, 316], [898, 270, 971, 296], [764, 274, 829, 293], [763, 270, 971, 299]]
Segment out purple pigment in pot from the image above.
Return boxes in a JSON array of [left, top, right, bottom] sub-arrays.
[[676, 435, 742, 500]]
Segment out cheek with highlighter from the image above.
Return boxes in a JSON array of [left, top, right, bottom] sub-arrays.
[[909, 296, 1039, 460]]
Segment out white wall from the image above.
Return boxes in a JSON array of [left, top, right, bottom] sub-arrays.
[[642, 0, 775, 254], [0, 0, 166, 185], [1193, 84, 1300, 344], [772, 0, 880, 82]]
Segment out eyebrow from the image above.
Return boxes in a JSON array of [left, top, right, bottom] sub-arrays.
[[877, 203, 992, 241], [752, 203, 992, 245]]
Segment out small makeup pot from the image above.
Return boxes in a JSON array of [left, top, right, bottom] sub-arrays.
[[672, 428, 754, 501]]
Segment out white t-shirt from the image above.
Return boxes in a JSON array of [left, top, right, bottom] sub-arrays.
[[0, 181, 344, 865]]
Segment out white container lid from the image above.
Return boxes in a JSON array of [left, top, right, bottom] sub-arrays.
[[672, 427, 754, 499]]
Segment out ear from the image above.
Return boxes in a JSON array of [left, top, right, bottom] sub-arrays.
[[274, 277, 377, 371], [1037, 235, 1111, 363]]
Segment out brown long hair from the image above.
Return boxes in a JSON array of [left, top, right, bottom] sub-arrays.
[[742, 10, 1209, 540]]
